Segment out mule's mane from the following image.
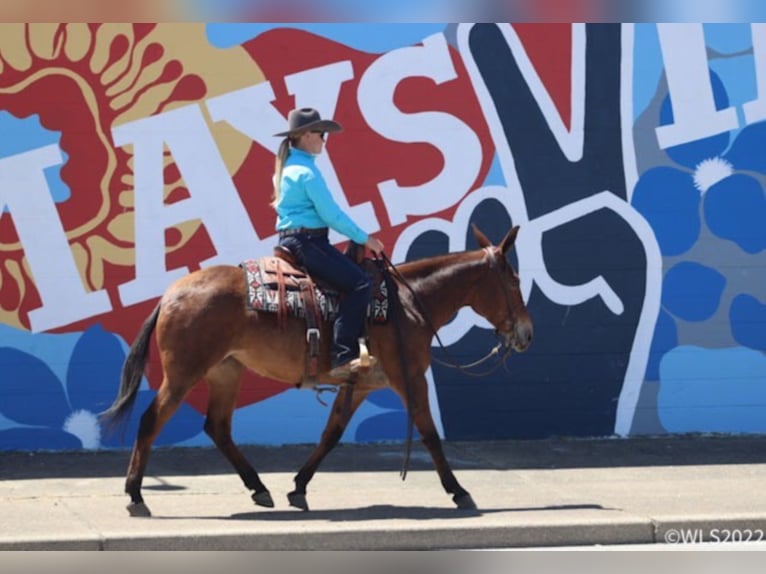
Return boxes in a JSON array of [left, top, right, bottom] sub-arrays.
[[393, 248, 486, 283], [384, 248, 490, 328]]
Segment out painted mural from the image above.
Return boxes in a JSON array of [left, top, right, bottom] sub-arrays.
[[0, 23, 764, 452]]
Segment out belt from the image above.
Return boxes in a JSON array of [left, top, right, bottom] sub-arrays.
[[278, 227, 328, 238]]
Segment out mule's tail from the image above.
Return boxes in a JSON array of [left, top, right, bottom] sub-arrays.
[[100, 301, 162, 433]]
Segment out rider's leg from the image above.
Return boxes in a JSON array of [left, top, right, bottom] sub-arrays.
[[284, 234, 372, 370]]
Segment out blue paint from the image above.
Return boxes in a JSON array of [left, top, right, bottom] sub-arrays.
[[355, 411, 411, 442], [0, 325, 204, 451], [704, 173, 766, 254], [658, 345, 766, 433], [725, 121, 766, 174], [482, 152, 507, 187], [633, 24, 665, 121], [366, 388, 403, 410], [0, 111, 70, 204], [631, 166, 701, 256], [662, 262, 726, 322], [228, 387, 396, 446], [0, 347, 71, 427], [645, 309, 678, 381], [0, 324, 80, 388], [730, 294, 766, 351], [704, 24, 754, 55], [205, 23, 446, 54], [0, 427, 81, 451]]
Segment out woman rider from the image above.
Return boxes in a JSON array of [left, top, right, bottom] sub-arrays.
[[272, 107, 385, 378]]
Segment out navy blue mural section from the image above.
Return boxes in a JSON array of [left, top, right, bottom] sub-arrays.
[[423, 23, 649, 439], [469, 24, 628, 216]]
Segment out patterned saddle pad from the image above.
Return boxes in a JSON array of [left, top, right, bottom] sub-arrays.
[[240, 257, 390, 324]]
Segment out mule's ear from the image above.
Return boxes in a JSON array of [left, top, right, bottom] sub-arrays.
[[499, 225, 519, 255], [471, 222, 492, 248]]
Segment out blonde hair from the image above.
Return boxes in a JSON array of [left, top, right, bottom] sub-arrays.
[[271, 136, 293, 207]]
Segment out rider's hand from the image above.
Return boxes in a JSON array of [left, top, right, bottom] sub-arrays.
[[365, 236, 385, 256]]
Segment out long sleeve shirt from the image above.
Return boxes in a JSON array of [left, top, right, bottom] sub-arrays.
[[274, 148, 369, 245]]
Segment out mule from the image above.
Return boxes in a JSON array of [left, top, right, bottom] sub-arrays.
[[101, 224, 533, 517]]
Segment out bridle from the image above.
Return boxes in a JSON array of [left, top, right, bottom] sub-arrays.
[[379, 247, 520, 378]]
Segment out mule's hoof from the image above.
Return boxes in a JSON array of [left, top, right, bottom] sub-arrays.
[[252, 490, 274, 508], [453, 493, 477, 510], [287, 490, 309, 511], [127, 501, 152, 517]]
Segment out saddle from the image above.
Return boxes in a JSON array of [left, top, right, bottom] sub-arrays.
[[240, 242, 390, 385]]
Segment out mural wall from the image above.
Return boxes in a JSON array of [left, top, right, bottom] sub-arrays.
[[1, 23, 764, 451]]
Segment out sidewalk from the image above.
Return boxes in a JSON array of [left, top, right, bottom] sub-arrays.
[[2, 435, 766, 550]]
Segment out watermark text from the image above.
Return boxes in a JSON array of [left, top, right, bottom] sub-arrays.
[[664, 528, 764, 544]]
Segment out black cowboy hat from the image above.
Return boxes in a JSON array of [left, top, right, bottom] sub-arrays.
[[273, 107, 343, 137]]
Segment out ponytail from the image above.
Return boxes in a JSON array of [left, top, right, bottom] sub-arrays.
[[271, 137, 292, 207]]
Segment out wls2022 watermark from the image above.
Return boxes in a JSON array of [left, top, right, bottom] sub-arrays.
[[664, 528, 765, 544]]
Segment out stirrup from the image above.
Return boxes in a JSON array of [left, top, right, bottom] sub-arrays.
[[329, 355, 378, 379], [329, 338, 375, 378]]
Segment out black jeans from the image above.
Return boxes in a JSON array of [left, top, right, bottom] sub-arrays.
[[278, 232, 371, 367]]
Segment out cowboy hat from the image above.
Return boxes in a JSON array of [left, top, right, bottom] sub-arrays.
[[273, 107, 343, 137]]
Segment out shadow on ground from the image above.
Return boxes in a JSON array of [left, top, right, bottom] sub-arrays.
[[144, 503, 609, 523]]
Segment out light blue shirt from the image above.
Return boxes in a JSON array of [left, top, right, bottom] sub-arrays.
[[274, 148, 369, 245]]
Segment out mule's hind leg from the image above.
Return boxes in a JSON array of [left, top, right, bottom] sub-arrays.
[[204, 358, 273, 508], [403, 375, 477, 510], [289, 385, 369, 511], [125, 383, 191, 517]]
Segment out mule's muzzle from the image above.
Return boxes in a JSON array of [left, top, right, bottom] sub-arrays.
[[515, 321, 533, 352], [498, 321, 533, 353]]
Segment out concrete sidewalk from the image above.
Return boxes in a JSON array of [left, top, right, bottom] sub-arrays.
[[2, 435, 766, 550]]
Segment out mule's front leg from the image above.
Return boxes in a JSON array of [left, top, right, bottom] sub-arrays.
[[408, 376, 477, 510], [421, 431, 476, 510], [289, 385, 368, 510]]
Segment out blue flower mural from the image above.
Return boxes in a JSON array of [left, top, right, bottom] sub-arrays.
[[0, 324, 204, 451], [631, 63, 766, 433]]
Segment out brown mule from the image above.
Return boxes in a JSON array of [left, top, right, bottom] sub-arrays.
[[101, 224, 533, 517]]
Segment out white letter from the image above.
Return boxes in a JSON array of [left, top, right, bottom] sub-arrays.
[[206, 82, 290, 156], [655, 24, 739, 149], [358, 33, 483, 226], [112, 104, 265, 306], [207, 63, 377, 243], [286, 62, 380, 242], [0, 145, 111, 331]]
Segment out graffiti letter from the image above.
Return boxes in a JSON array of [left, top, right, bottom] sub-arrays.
[[112, 104, 264, 306], [285, 62, 380, 242], [0, 145, 111, 331], [358, 33, 483, 226], [655, 24, 739, 149], [207, 62, 378, 244]]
